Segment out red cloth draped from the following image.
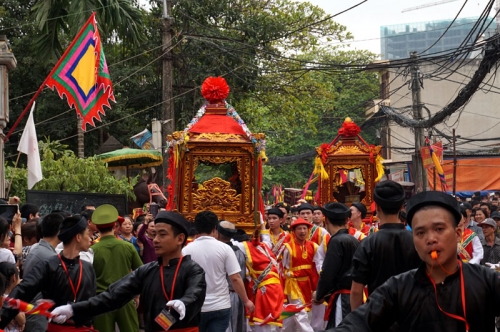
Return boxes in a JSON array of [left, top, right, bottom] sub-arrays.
[[47, 323, 96, 332], [189, 115, 247, 135], [166, 147, 175, 210]]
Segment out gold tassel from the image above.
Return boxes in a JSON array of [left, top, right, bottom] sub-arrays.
[[313, 157, 329, 180], [175, 134, 189, 168], [432, 152, 444, 175], [375, 155, 385, 182], [174, 145, 180, 168], [260, 150, 268, 163]]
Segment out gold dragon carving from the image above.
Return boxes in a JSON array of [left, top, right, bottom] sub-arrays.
[[321, 140, 382, 157], [192, 177, 241, 211], [177, 145, 255, 227], [191, 133, 247, 142]]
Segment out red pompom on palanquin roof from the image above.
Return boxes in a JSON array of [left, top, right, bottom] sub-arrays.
[[201, 77, 230, 103], [338, 117, 361, 137]]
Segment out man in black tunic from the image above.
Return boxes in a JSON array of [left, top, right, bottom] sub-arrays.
[[51, 211, 206, 332], [322, 191, 500, 332], [0, 215, 96, 331], [314, 202, 359, 329], [350, 180, 421, 311]]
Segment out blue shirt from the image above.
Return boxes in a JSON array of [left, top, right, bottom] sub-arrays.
[[119, 235, 140, 254]]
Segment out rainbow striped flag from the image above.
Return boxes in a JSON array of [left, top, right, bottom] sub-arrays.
[[45, 12, 114, 130], [279, 303, 305, 320], [253, 303, 305, 326]]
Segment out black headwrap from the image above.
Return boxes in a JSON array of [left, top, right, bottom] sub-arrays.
[[217, 224, 237, 239], [351, 202, 367, 219], [373, 180, 405, 209], [321, 202, 351, 225], [233, 228, 250, 242], [267, 207, 284, 218], [406, 191, 461, 227], [58, 216, 88, 243], [155, 211, 189, 237]]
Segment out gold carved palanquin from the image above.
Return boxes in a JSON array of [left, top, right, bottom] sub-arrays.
[[315, 119, 383, 218], [167, 103, 265, 232]]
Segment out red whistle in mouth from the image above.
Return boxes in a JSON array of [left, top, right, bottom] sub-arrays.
[[431, 251, 438, 260]]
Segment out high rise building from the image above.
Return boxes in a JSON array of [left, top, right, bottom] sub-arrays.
[[380, 17, 496, 60]]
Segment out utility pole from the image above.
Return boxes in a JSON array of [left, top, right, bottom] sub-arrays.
[[77, 118, 84, 158], [161, 0, 174, 188], [0, 36, 16, 198], [410, 52, 427, 192], [453, 128, 457, 195]]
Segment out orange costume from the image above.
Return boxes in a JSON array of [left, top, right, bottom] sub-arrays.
[[243, 240, 284, 328], [281, 218, 322, 332], [348, 227, 366, 241], [348, 221, 377, 238], [283, 237, 319, 310], [309, 225, 330, 247]]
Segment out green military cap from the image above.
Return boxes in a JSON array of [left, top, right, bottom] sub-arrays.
[[92, 204, 119, 228]]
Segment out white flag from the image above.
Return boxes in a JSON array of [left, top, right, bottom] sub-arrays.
[[17, 102, 42, 189]]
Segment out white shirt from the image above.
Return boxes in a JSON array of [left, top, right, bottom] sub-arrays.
[[469, 236, 484, 265], [0, 248, 15, 264], [182, 235, 241, 312], [55, 243, 94, 264]]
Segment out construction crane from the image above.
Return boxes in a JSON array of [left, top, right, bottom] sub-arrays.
[[402, 0, 459, 13]]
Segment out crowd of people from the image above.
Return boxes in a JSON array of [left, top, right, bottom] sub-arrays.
[[0, 182, 498, 331]]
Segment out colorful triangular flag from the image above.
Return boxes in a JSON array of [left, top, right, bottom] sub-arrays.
[[45, 12, 114, 130]]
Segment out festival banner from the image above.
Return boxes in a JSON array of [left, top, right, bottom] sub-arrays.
[[131, 129, 154, 150], [388, 170, 404, 182], [421, 141, 443, 169], [443, 166, 454, 187], [4, 12, 114, 141], [45, 12, 114, 130]]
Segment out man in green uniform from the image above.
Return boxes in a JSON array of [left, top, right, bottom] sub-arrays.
[[91, 204, 143, 332]]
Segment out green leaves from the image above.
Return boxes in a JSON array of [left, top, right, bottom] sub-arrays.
[[4, 0, 381, 194], [6, 139, 136, 202], [31, 0, 146, 63]]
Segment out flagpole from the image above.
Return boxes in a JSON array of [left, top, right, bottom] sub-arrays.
[[4, 12, 97, 142], [6, 151, 21, 197]]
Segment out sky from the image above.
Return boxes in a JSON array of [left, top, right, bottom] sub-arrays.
[[298, 0, 492, 57]]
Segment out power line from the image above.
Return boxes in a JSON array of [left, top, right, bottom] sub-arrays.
[[418, 0, 470, 55], [48, 65, 246, 145], [269, 0, 368, 42], [380, 34, 500, 129]]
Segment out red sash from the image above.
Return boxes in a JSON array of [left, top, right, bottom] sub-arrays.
[[47, 323, 97, 332], [324, 289, 351, 321], [156, 328, 198, 332]]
